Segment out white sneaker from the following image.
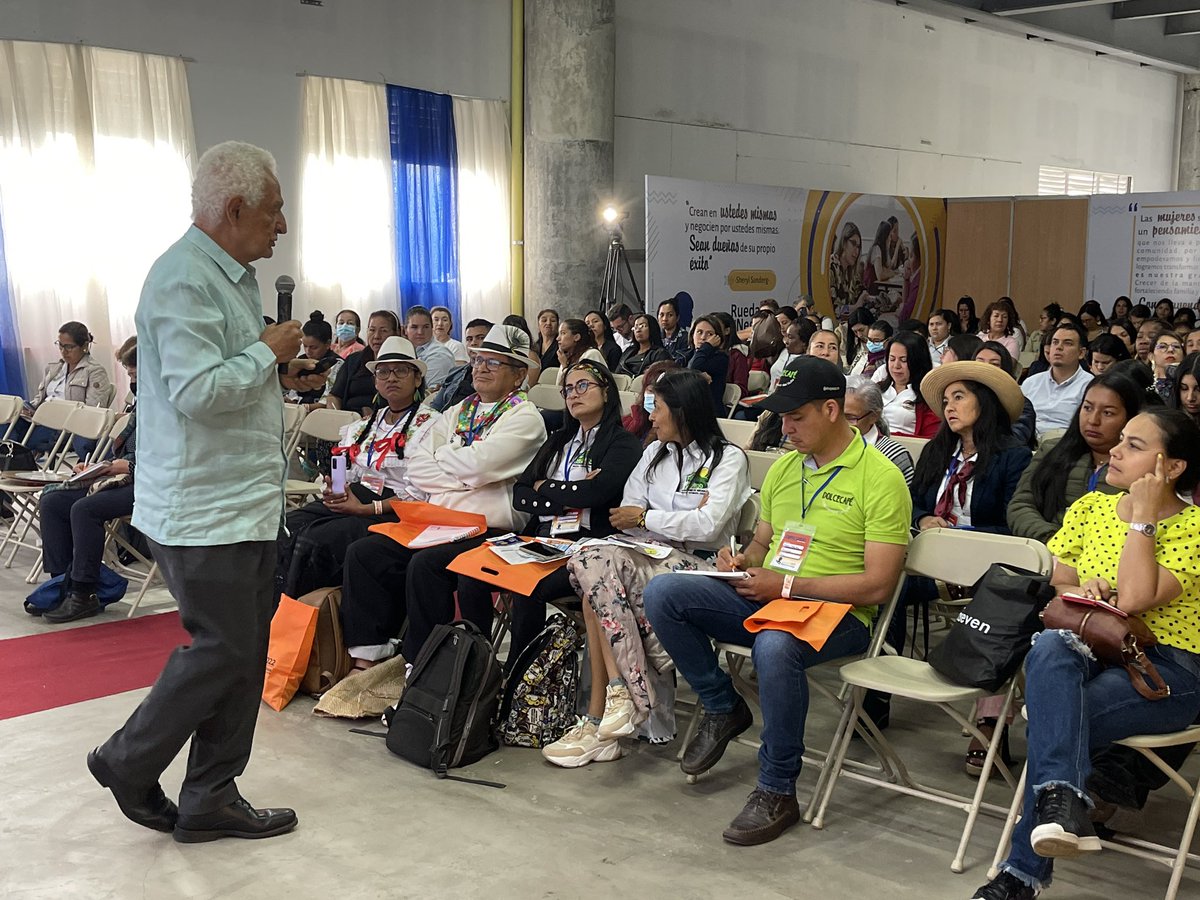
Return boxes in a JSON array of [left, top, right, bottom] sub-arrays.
[[598, 683, 636, 740], [542, 717, 623, 768]]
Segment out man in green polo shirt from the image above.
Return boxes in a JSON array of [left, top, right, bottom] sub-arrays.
[[644, 356, 911, 846]]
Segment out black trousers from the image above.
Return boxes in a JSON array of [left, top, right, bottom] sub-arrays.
[[457, 565, 571, 667], [39, 484, 135, 587], [100, 539, 275, 816]]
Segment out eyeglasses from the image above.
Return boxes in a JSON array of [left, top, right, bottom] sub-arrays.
[[375, 366, 416, 381], [560, 380, 600, 398], [55, 341, 80, 351], [470, 356, 520, 371], [1156, 342, 1183, 352], [844, 412, 874, 425]]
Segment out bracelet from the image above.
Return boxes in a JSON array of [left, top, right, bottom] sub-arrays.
[[636, 509, 647, 529], [782, 574, 795, 599], [373, 500, 384, 516]]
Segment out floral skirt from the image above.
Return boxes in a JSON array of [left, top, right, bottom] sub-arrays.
[[567, 544, 713, 744]]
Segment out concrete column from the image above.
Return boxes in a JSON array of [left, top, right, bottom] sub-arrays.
[[524, 0, 615, 319], [1179, 74, 1200, 191]]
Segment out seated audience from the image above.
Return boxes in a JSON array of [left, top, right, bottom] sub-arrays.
[[621, 359, 678, 444], [1087, 332, 1130, 376], [1108, 319, 1136, 357], [555, 318, 605, 381], [1134, 318, 1163, 368], [657, 297, 689, 362], [455, 363, 642, 668], [978, 300, 1021, 360], [973, 341, 1037, 448], [770, 320, 811, 389], [328, 309, 400, 414], [842, 306, 876, 373], [429, 318, 494, 412], [1026, 303, 1062, 358], [287, 311, 342, 410], [711, 311, 749, 397], [607, 302, 635, 350], [1154, 296, 1176, 324], [851, 320, 892, 378], [616, 313, 673, 377], [404, 306, 455, 392], [19, 320, 113, 454], [807, 328, 842, 367], [643, 357, 910, 844], [1077, 300, 1107, 343], [927, 307, 959, 366], [1174, 352, 1200, 426], [958, 295, 981, 336], [874, 331, 938, 438], [746, 310, 782, 370], [502, 314, 542, 386], [331, 308, 366, 358], [338, 325, 546, 669], [542, 371, 749, 764], [278, 337, 438, 603], [941, 333, 983, 366], [1174, 307, 1197, 338], [844, 375, 915, 485], [37, 347, 137, 623], [683, 315, 729, 415], [1021, 322, 1093, 437], [1150, 329, 1183, 403], [1109, 295, 1132, 322], [533, 308, 560, 370], [1008, 370, 1154, 544], [584, 309, 623, 370], [975, 407, 1200, 900], [431, 306, 469, 363], [1128, 303, 1151, 330]]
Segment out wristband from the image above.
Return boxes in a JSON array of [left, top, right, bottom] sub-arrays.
[[636, 509, 647, 529], [782, 574, 795, 599], [373, 500, 384, 516]]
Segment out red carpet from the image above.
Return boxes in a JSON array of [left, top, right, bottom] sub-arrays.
[[0, 611, 189, 721]]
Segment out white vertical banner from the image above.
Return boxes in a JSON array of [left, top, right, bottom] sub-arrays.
[[1085, 191, 1200, 306]]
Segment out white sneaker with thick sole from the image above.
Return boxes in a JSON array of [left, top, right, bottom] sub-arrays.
[[598, 683, 636, 740], [542, 718, 623, 768]]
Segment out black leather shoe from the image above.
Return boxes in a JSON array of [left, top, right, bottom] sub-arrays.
[[87, 747, 178, 833], [43, 590, 101, 624], [721, 788, 801, 846], [174, 797, 298, 843], [681, 696, 753, 776]]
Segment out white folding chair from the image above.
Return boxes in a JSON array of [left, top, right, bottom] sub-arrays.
[[0, 394, 23, 440], [717, 417, 756, 449], [810, 529, 1053, 873], [628, 375, 644, 394], [891, 435, 930, 465], [527, 383, 565, 412], [286, 408, 362, 508], [745, 448, 784, 492], [617, 390, 637, 417], [746, 370, 769, 394], [537, 366, 560, 386], [99, 515, 167, 618], [282, 403, 308, 456], [611, 373, 632, 391], [722, 383, 742, 418]]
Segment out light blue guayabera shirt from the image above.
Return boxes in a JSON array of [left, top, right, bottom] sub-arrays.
[[132, 225, 285, 546]]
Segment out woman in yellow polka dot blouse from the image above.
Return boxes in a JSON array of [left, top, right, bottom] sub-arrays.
[[977, 408, 1200, 900]]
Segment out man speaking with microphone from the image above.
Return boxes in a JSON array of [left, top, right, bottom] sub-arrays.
[[87, 141, 324, 843]]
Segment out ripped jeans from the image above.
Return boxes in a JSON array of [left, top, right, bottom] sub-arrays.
[[1001, 629, 1200, 890]]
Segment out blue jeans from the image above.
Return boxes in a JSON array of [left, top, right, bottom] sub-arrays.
[[1002, 630, 1200, 890], [644, 572, 870, 796]]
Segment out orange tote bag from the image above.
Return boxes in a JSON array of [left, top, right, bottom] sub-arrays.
[[263, 594, 319, 711]]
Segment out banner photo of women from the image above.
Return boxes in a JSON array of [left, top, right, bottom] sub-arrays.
[[645, 175, 946, 329]]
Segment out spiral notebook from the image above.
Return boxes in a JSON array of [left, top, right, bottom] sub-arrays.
[[407, 524, 486, 548]]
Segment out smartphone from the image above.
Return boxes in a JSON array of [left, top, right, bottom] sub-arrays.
[[519, 540, 567, 561], [1060, 591, 1127, 618], [310, 356, 338, 374], [330, 454, 347, 495]]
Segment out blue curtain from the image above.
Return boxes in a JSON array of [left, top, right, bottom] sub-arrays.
[[386, 85, 461, 334], [0, 206, 26, 397]]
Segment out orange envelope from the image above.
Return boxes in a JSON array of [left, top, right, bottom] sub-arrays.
[[446, 539, 567, 596], [743, 597, 854, 651], [368, 500, 488, 549]]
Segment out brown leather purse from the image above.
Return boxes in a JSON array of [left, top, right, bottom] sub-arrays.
[[1040, 595, 1170, 701]]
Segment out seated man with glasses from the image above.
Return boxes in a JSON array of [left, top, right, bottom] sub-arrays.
[[338, 324, 547, 666], [1021, 322, 1093, 437]]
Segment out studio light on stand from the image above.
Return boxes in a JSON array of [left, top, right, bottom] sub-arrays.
[[599, 205, 643, 313]]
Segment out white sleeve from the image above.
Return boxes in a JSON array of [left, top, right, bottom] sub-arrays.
[[619, 444, 657, 507], [409, 402, 546, 492], [643, 446, 752, 544]]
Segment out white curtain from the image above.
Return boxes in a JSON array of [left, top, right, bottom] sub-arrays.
[[0, 41, 195, 387], [452, 96, 511, 328], [298, 76, 396, 324]]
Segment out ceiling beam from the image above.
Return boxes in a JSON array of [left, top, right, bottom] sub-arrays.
[[983, 0, 1116, 13], [1165, 11, 1200, 31], [1113, 1, 1200, 19]]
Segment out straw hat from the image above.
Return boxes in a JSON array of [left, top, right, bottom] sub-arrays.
[[312, 654, 408, 719], [919, 361, 1025, 424], [365, 335, 427, 377]]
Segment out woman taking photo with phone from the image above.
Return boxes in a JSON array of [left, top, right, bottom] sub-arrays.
[[542, 370, 751, 766]]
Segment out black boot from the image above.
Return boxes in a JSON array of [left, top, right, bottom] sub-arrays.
[[43, 589, 101, 624]]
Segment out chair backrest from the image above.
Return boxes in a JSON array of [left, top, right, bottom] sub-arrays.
[[722, 383, 742, 417], [734, 493, 761, 545], [1037, 428, 1066, 451], [0, 394, 23, 440], [904, 528, 1053, 587], [617, 390, 637, 417], [746, 448, 784, 492], [717, 418, 756, 450], [63, 406, 115, 443], [611, 373, 632, 391], [537, 366, 560, 386], [108, 413, 131, 441], [30, 398, 82, 432], [299, 408, 361, 443], [527, 383, 565, 411], [890, 435, 930, 465], [746, 370, 769, 393], [99, 382, 117, 408], [628, 375, 644, 394]]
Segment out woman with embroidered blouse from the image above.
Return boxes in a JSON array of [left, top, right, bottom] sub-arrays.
[[541, 370, 751, 767], [975, 408, 1200, 900]]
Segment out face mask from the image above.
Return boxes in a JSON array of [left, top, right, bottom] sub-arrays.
[[335, 324, 357, 342], [642, 393, 655, 414], [866, 340, 885, 353]]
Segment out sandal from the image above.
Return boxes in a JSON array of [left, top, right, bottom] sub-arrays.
[[964, 717, 1011, 777]]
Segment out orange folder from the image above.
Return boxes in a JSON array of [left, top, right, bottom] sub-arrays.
[[446, 539, 568, 596], [743, 598, 854, 651], [367, 500, 488, 549]]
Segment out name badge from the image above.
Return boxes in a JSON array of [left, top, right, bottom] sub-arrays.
[[360, 471, 386, 496], [551, 510, 582, 535], [770, 524, 817, 573]]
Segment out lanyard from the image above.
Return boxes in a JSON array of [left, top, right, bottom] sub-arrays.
[[1088, 463, 1106, 493], [800, 466, 844, 518], [364, 407, 411, 469], [562, 430, 593, 481]]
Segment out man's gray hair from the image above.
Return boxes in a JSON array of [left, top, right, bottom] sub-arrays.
[[845, 374, 888, 434], [191, 141, 277, 225]]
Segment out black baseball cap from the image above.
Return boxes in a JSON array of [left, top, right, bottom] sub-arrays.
[[757, 356, 846, 413]]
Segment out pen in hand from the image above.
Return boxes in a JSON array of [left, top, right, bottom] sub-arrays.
[[729, 536, 739, 571]]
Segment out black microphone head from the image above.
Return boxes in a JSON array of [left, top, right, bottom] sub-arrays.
[[275, 275, 296, 294]]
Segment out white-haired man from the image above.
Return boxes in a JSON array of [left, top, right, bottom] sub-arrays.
[[87, 141, 322, 844]]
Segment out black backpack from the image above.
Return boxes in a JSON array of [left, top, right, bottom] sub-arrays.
[[384, 620, 502, 783], [0, 440, 36, 473], [496, 613, 582, 749]]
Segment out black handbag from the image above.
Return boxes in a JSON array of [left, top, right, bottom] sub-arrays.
[[928, 562, 1055, 691], [0, 440, 36, 473]]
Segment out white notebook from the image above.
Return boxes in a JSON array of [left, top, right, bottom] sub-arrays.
[[408, 524, 485, 548]]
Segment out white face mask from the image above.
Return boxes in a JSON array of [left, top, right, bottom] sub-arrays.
[[642, 393, 655, 414]]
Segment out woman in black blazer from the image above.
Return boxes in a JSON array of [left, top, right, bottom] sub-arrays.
[[453, 361, 643, 667]]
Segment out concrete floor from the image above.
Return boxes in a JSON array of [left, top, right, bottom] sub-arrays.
[[0, 560, 1193, 900]]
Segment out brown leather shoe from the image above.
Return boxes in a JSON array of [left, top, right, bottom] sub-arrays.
[[680, 696, 753, 776], [722, 788, 801, 846]]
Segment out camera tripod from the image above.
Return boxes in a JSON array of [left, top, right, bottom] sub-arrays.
[[599, 233, 643, 312]]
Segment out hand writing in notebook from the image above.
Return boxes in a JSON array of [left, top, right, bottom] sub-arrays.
[[733, 568, 786, 604]]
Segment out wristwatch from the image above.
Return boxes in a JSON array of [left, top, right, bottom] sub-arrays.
[[1129, 522, 1157, 538]]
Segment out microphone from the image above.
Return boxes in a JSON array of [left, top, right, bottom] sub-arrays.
[[275, 275, 295, 323]]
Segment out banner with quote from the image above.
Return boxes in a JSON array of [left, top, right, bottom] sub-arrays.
[[1085, 191, 1200, 307], [645, 175, 946, 329]]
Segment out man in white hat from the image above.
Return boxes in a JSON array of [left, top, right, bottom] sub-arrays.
[[338, 323, 546, 665]]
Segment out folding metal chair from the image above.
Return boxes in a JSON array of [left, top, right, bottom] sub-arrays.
[[722, 383, 742, 418], [0, 394, 24, 440], [527, 383, 565, 412], [285, 408, 361, 508], [810, 529, 1053, 873], [282, 403, 308, 457], [101, 515, 166, 618]]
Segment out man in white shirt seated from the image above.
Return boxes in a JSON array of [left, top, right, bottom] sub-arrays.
[[1020, 321, 1093, 437], [927, 308, 956, 366], [404, 305, 456, 391], [607, 302, 635, 350]]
